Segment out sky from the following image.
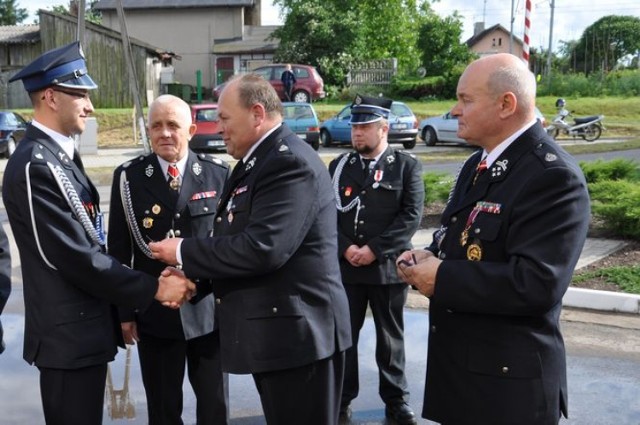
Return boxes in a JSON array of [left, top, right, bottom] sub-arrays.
[[24, 0, 640, 52]]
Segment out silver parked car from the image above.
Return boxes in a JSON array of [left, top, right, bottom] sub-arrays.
[[419, 107, 547, 146]]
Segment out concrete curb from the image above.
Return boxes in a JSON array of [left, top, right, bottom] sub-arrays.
[[411, 229, 640, 315]]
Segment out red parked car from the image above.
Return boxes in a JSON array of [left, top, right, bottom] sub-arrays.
[[189, 104, 224, 152], [213, 64, 326, 103]]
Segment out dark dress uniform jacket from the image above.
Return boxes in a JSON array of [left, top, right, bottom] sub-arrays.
[[328, 147, 424, 285], [179, 124, 352, 374], [108, 151, 229, 339], [2, 125, 157, 369], [423, 123, 590, 424]]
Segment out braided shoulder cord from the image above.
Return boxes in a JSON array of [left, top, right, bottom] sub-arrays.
[[119, 170, 154, 258], [47, 162, 106, 246], [332, 154, 363, 234]]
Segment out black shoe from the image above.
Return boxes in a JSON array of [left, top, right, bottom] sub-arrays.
[[339, 404, 352, 423], [385, 401, 417, 425]]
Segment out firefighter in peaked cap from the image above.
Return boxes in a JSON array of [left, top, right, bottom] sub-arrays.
[[329, 93, 424, 424], [3, 42, 194, 424]]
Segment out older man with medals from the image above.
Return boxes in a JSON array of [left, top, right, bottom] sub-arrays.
[[3, 43, 193, 425], [396, 54, 590, 425], [329, 94, 424, 424], [108, 94, 230, 425]]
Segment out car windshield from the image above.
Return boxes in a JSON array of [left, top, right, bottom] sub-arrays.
[[195, 109, 218, 122], [391, 103, 412, 117]]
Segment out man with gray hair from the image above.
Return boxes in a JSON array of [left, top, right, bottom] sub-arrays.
[[397, 53, 590, 424]]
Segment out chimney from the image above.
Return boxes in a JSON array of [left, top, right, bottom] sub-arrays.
[[474, 22, 485, 36], [69, 0, 79, 16]]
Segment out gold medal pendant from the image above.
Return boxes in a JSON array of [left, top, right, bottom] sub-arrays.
[[467, 243, 482, 261], [169, 178, 180, 190]]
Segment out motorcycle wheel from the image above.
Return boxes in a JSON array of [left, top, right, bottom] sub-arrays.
[[547, 128, 559, 140], [581, 124, 602, 142]]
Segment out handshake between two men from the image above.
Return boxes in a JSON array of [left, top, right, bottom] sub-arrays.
[[151, 238, 189, 309]]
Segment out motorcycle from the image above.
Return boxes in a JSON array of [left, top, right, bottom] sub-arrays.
[[545, 107, 605, 142]]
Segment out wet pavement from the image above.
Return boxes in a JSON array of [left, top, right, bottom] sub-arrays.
[[1, 148, 640, 424], [2, 287, 640, 424]]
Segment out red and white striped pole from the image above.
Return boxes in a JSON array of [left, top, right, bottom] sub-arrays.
[[522, 0, 532, 64]]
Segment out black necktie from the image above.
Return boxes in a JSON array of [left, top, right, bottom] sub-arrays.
[[362, 158, 373, 179]]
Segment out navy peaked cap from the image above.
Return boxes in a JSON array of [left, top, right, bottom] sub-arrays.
[[349, 94, 392, 124], [9, 41, 98, 92]]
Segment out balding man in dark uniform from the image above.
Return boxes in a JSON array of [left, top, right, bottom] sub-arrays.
[[3, 42, 192, 425], [329, 94, 424, 425]]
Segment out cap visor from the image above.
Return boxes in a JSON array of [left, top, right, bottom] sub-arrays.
[[350, 113, 383, 124], [57, 74, 98, 90]]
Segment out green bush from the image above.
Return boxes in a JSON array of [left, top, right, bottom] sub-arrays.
[[423, 172, 453, 204], [390, 76, 447, 100], [579, 159, 640, 184], [589, 179, 640, 239], [573, 266, 640, 294]]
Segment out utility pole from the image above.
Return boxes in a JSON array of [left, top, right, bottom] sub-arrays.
[[76, 0, 85, 45], [546, 0, 555, 90], [509, 0, 515, 54], [116, 0, 150, 154]]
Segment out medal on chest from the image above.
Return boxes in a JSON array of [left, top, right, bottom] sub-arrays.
[[372, 170, 383, 189]]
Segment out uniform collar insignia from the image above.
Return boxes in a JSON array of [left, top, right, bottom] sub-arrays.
[[192, 162, 202, 176], [278, 144, 289, 152], [490, 159, 509, 177], [245, 157, 256, 171], [349, 155, 357, 165], [385, 155, 394, 164], [145, 164, 154, 177], [58, 151, 69, 163], [545, 153, 558, 162]]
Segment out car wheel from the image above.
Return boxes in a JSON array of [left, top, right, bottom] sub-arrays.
[[292, 90, 310, 103], [403, 137, 416, 149], [422, 127, 438, 146], [321, 130, 333, 147], [5, 137, 16, 158]]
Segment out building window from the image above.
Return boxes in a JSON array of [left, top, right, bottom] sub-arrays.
[[498, 38, 502, 46]]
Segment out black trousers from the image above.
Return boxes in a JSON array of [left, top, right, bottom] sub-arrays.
[[342, 283, 410, 405], [39, 363, 108, 425], [253, 349, 345, 425], [137, 330, 229, 425]]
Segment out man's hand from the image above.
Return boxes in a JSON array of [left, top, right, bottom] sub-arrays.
[[149, 238, 182, 265], [345, 244, 376, 267], [121, 321, 139, 345], [155, 267, 195, 309], [396, 249, 433, 266], [396, 254, 441, 297]]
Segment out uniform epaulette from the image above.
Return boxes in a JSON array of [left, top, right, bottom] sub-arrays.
[[397, 149, 418, 160], [532, 141, 565, 168], [121, 154, 149, 170], [197, 153, 230, 169], [275, 139, 293, 155], [29, 144, 48, 163]]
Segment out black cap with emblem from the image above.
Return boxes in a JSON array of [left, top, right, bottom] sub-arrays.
[[8, 41, 98, 93], [349, 94, 393, 124]]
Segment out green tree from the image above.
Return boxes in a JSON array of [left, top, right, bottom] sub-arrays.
[[0, 0, 28, 25], [272, 0, 424, 85], [52, 1, 101, 24], [570, 15, 640, 74], [415, 3, 474, 77]]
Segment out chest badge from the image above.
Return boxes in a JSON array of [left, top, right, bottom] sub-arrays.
[[145, 164, 154, 178], [151, 204, 161, 215], [142, 217, 154, 229]]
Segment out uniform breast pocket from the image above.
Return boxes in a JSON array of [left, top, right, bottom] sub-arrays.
[[187, 197, 217, 218], [375, 179, 403, 209], [469, 214, 503, 242]]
